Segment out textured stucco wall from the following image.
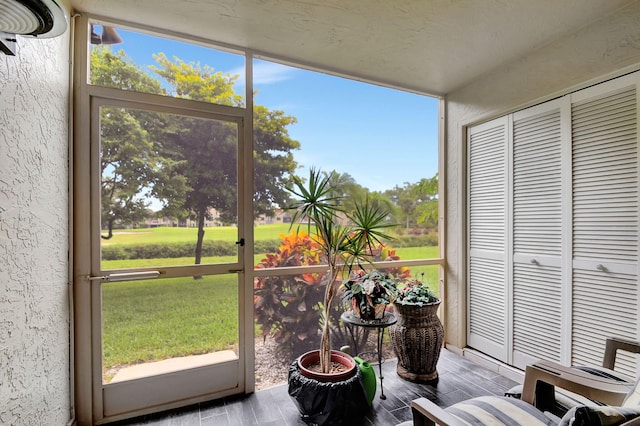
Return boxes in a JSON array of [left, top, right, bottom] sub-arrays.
[[443, 1, 640, 349], [0, 25, 71, 425]]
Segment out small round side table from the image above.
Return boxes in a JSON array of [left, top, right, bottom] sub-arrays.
[[340, 310, 397, 399]]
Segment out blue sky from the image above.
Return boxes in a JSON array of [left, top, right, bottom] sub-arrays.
[[100, 27, 439, 192]]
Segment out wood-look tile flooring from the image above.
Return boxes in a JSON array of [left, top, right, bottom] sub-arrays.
[[113, 349, 519, 425]]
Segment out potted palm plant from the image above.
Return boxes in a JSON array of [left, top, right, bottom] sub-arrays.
[[286, 168, 394, 424]]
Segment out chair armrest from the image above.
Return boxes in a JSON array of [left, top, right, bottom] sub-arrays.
[[622, 418, 640, 426], [410, 397, 465, 426], [603, 337, 640, 370], [522, 360, 631, 408]]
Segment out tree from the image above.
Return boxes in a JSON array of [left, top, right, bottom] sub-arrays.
[[385, 173, 439, 231], [253, 105, 300, 218], [92, 48, 300, 265], [366, 191, 399, 222], [149, 54, 300, 267], [414, 175, 439, 230], [91, 47, 165, 94], [385, 183, 418, 230], [323, 171, 367, 212], [91, 47, 169, 239], [99, 107, 157, 238]]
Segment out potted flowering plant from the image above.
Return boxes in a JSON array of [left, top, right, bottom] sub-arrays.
[[389, 274, 444, 383], [342, 270, 398, 320]]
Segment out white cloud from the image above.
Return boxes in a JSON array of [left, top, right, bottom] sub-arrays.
[[231, 61, 298, 87], [255, 61, 298, 84]]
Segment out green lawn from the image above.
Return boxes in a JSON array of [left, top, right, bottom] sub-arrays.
[[102, 275, 238, 372], [101, 225, 440, 379], [102, 223, 293, 245]]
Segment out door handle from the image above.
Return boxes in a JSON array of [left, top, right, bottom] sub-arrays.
[[88, 271, 161, 282], [235, 238, 245, 247]]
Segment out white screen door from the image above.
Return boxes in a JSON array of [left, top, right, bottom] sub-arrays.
[[91, 97, 247, 419]]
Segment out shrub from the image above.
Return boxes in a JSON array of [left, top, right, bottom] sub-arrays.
[[392, 233, 438, 248], [102, 239, 281, 261], [102, 246, 126, 261], [424, 230, 438, 246], [100, 232, 437, 262], [253, 231, 412, 357], [254, 231, 325, 356]]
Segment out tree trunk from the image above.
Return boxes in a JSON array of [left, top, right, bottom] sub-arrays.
[[320, 265, 337, 373], [101, 219, 114, 240], [194, 208, 205, 279]]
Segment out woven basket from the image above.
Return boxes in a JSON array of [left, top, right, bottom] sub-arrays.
[[389, 301, 444, 383]]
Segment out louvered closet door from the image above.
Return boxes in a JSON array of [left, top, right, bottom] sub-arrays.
[[511, 101, 564, 369], [570, 75, 639, 378], [467, 116, 509, 362]]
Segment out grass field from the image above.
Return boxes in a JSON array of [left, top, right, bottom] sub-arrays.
[[102, 223, 293, 245], [102, 275, 238, 374], [101, 225, 440, 379]]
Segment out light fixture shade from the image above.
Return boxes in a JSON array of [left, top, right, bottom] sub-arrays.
[[100, 26, 123, 45], [89, 24, 123, 45], [0, 0, 67, 38]]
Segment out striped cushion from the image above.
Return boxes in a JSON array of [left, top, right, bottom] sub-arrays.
[[445, 396, 556, 425], [558, 405, 640, 426], [623, 377, 640, 408], [505, 384, 604, 411]]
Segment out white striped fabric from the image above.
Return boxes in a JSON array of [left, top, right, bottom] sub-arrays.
[[623, 377, 640, 408], [445, 396, 555, 425]]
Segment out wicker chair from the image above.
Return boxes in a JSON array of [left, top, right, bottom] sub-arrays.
[[404, 337, 640, 426]]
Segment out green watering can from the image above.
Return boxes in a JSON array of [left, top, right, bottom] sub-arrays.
[[354, 357, 376, 406]]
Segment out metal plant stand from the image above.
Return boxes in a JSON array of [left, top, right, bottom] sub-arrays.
[[340, 311, 397, 399]]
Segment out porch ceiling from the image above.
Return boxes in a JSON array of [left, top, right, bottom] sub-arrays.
[[69, 0, 637, 96]]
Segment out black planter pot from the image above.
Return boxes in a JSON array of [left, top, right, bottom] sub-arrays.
[[288, 351, 369, 426]]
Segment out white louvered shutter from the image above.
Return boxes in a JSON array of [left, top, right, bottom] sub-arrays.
[[467, 116, 509, 362], [511, 101, 564, 368], [570, 77, 639, 378]]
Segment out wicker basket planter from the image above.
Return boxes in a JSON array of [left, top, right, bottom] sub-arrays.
[[389, 300, 444, 383]]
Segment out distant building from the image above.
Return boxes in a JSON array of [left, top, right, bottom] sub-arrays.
[[143, 208, 224, 228], [254, 209, 291, 226]]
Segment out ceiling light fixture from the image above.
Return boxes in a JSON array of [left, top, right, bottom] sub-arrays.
[[0, 0, 67, 55], [90, 24, 123, 45]]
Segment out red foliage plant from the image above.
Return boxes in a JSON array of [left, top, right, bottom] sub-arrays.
[[254, 231, 327, 355], [254, 231, 411, 357]]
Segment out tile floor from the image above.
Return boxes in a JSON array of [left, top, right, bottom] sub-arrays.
[[111, 349, 519, 425]]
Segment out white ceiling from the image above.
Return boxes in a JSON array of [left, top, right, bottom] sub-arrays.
[[69, 0, 637, 96]]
